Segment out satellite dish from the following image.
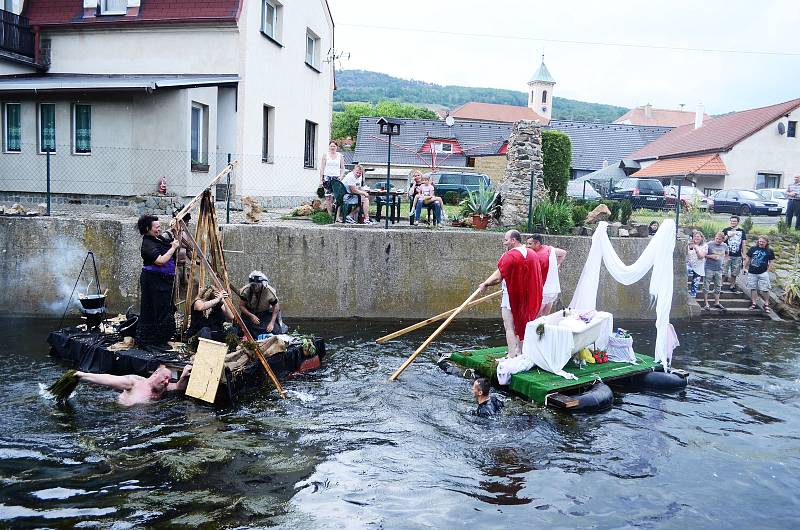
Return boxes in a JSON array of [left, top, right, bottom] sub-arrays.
[[445, 116, 455, 126], [778, 122, 786, 135]]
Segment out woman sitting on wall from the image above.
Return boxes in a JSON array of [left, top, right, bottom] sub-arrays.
[[135, 214, 180, 349]]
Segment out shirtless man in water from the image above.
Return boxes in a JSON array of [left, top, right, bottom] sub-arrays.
[[75, 365, 192, 406]]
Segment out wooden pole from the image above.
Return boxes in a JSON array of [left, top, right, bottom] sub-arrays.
[[376, 290, 500, 344], [172, 161, 238, 222], [389, 287, 483, 381], [178, 220, 286, 398]]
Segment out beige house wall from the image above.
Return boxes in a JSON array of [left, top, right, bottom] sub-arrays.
[[473, 155, 508, 183]]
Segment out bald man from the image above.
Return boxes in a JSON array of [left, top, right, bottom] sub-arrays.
[[75, 365, 192, 406]]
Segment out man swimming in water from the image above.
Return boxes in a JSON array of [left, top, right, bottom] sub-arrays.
[[75, 365, 192, 406], [472, 377, 504, 417]]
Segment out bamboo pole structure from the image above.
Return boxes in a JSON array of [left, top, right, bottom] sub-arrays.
[[178, 219, 286, 398], [172, 161, 237, 222], [389, 287, 483, 381], [376, 290, 500, 344]]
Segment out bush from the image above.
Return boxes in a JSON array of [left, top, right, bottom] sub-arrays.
[[311, 211, 333, 224], [608, 201, 621, 223], [541, 129, 572, 202], [443, 191, 461, 205], [571, 205, 588, 227], [619, 200, 633, 225], [742, 216, 754, 233], [530, 200, 573, 234], [697, 221, 719, 240]]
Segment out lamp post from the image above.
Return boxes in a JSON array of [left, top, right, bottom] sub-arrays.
[[377, 117, 401, 229]]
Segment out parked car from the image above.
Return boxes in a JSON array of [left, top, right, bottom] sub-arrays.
[[664, 185, 710, 210], [710, 189, 781, 216], [757, 188, 788, 214], [432, 172, 493, 198], [567, 179, 602, 199], [607, 178, 665, 210]]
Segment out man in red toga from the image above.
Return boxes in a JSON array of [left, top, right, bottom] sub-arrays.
[[478, 230, 543, 358], [527, 234, 567, 316]]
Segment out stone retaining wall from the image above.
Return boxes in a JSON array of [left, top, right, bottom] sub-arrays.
[[0, 217, 690, 321]]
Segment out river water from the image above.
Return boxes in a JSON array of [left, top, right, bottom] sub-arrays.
[[0, 316, 798, 529]]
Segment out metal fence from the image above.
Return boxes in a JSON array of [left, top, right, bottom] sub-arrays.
[[0, 143, 323, 215]]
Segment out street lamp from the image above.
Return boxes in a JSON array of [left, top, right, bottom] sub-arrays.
[[377, 117, 401, 229]]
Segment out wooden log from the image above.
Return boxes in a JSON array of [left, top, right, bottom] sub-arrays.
[[172, 161, 237, 222], [376, 290, 500, 344], [546, 393, 580, 409]]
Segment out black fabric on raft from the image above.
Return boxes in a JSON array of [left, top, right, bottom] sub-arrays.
[[135, 269, 176, 346]]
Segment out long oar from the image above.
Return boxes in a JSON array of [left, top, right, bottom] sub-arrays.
[[389, 287, 483, 381], [376, 290, 500, 344]]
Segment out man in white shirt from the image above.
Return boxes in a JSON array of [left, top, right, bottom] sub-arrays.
[[342, 164, 373, 225]]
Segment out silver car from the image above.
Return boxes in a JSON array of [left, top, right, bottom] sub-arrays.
[[567, 179, 601, 199], [757, 188, 788, 214]]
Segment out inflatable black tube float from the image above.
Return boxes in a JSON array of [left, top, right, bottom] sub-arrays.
[[567, 382, 614, 413], [636, 371, 688, 391]]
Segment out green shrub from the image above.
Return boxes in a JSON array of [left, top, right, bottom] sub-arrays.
[[742, 216, 754, 233], [776, 217, 788, 234], [530, 200, 573, 234], [697, 221, 719, 240], [571, 205, 588, 227], [311, 211, 333, 224], [443, 191, 461, 205], [619, 200, 633, 225], [541, 130, 572, 202]]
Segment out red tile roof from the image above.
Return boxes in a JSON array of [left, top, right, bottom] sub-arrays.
[[614, 106, 708, 127], [632, 154, 727, 178], [450, 102, 548, 124], [24, 0, 241, 27], [629, 98, 800, 160]]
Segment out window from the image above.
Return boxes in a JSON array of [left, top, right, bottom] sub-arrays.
[[305, 29, 320, 70], [261, 0, 281, 41], [303, 120, 317, 168], [190, 102, 208, 168], [433, 142, 453, 153], [73, 104, 91, 154], [542, 90, 548, 104], [38, 103, 55, 153], [262, 105, 274, 162], [755, 172, 781, 189], [4, 103, 21, 152], [788, 121, 797, 138], [100, 0, 127, 15]]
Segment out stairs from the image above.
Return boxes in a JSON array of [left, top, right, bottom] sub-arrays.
[[694, 280, 782, 321]]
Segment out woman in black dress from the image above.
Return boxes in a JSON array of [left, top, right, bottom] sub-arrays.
[[186, 286, 233, 342], [135, 215, 180, 348]]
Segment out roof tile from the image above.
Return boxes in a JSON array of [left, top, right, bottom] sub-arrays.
[[24, 0, 241, 26], [632, 154, 727, 178], [450, 102, 548, 124]]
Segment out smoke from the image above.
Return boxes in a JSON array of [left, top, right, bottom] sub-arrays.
[[16, 237, 93, 316]]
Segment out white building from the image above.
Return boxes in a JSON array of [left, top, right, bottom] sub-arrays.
[[0, 0, 335, 204], [629, 98, 800, 195]]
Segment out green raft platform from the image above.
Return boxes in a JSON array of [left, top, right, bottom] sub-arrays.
[[448, 347, 663, 406]]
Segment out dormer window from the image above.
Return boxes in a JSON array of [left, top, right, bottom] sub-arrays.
[[433, 142, 453, 153], [100, 0, 127, 15]]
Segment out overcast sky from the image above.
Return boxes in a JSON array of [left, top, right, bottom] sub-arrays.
[[327, 0, 800, 114]]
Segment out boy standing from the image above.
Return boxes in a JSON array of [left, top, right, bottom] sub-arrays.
[[703, 232, 729, 311], [722, 215, 746, 293]]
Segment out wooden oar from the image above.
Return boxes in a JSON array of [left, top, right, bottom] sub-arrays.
[[376, 290, 500, 344], [389, 287, 483, 381]]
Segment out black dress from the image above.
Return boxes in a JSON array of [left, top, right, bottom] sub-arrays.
[[187, 303, 226, 342], [135, 235, 176, 347]]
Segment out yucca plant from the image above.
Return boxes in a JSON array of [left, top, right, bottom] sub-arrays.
[[460, 183, 500, 218], [783, 243, 800, 307]]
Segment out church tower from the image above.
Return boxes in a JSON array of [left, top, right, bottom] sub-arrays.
[[527, 56, 556, 120]]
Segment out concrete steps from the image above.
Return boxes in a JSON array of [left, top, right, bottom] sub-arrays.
[[693, 280, 782, 321]]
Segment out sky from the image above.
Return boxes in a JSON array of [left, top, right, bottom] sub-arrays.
[[326, 0, 800, 115]]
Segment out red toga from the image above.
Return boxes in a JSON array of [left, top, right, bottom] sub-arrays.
[[497, 247, 544, 339], [532, 245, 551, 283]]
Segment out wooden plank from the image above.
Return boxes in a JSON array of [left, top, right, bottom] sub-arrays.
[[185, 338, 228, 403], [546, 393, 579, 409]]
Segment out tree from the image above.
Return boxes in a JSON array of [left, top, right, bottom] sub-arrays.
[[330, 101, 438, 146], [541, 129, 572, 201]]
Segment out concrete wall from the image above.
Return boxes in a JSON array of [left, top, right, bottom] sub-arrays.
[[0, 216, 690, 322], [722, 107, 800, 190]]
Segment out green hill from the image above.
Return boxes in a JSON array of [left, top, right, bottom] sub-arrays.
[[333, 69, 628, 123]]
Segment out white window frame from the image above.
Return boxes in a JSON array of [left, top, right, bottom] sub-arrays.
[[261, 0, 281, 41], [190, 102, 208, 168], [100, 0, 128, 15], [305, 29, 320, 70], [262, 104, 275, 163], [72, 103, 92, 155], [3, 102, 21, 153], [433, 142, 453, 154], [38, 102, 56, 154]]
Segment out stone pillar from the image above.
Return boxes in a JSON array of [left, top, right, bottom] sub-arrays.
[[499, 120, 546, 227]]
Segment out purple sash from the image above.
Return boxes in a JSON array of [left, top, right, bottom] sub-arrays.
[[143, 260, 175, 276]]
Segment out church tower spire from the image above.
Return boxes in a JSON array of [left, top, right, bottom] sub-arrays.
[[527, 55, 556, 120]]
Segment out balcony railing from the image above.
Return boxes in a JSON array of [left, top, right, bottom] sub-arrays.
[[0, 9, 35, 59]]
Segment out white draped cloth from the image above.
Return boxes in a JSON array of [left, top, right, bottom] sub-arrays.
[[569, 219, 679, 370], [542, 247, 560, 305]]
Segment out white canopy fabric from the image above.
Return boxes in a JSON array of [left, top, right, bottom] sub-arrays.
[[569, 219, 679, 370]]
